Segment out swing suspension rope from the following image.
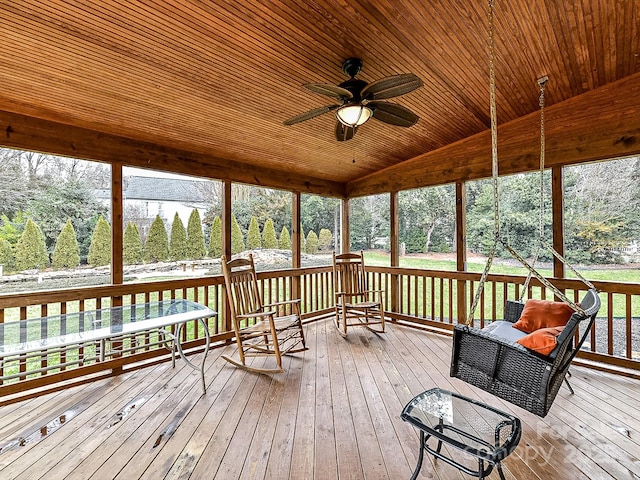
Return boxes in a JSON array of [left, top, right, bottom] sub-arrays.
[[466, 0, 593, 324]]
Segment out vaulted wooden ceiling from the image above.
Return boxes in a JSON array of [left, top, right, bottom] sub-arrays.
[[1, 1, 639, 197]]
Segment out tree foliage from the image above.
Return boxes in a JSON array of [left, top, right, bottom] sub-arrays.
[[169, 213, 188, 261], [208, 216, 222, 258], [306, 230, 318, 254], [318, 228, 333, 251], [262, 218, 278, 249], [247, 216, 262, 250], [0, 238, 15, 272], [279, 226, 291, 250], [52, 219, 80, 269], [144, 215, 169, 263], [88, 215, 111, 266], [187, 209, 207, 259], [15, 218, 49, 270], [300, 225, 306, 253], [231, 214, 245, 254], [123, 222, 143, 265]]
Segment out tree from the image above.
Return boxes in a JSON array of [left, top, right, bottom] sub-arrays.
[[0, 238, 15, 272], [187, 209, 207, 259], [123, 222, 143, 265], [279, 226, 291, 250], [0, 212, 26, 245], [52, 219, 80, 269], [26, 178, 107, 260], [247, 216, 262, 250], [88, 215, 111, 266], [208, 216, 222, 258], [300, 225, 306, 253], [318, 228, 333, 251], [231, 214, 245, 254], [262, 218, 278, 249], [306, 230, 318, 254], [15, 218, 49, 271], [144, 215, 169, 263], [169, 213, 188, 261]]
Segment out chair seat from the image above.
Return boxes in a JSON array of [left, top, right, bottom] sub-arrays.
[[340, 301, 380, 309], [241, 314, 299, 333]]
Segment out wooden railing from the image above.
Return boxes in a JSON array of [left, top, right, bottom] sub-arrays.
[[1, 265, 638, 402]]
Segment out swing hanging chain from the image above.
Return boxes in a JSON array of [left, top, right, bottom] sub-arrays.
[[520, 78, 548, 300], [467, 0, 498, 324]]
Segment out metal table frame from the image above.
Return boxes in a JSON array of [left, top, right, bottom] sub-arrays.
[[401, 388, 522, 480]]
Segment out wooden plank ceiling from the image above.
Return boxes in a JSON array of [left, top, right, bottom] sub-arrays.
[[0, 1, 639, 196]]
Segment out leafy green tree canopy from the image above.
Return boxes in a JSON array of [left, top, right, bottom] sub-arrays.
[[123, 222, 143, 265], [279, 226, 291, 250], [231, 214, 245, 255], [88, 215, 111, 266], [15, 218, 49, 271], [262, 218, 278, 249], [187, 209, 207, 259], [52, 219, 80, 269], [318, 228, 333, 251], [247, 216, 262, 250], [0, 238, 15, 272], [144, 215, 169, 263], [208, 216, 222, 258], [170, 213, 188, 261], [306, 230, 318, 254]]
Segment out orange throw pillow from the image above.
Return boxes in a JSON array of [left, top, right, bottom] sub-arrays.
[[517, 326, 565, 356], [513, 299, 574, 333]]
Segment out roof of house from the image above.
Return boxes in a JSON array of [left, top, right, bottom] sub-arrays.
[[112, 176, 209, 204]]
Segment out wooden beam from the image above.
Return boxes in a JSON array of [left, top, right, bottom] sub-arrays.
[[0, 111, 345, 197], [347, 72, 640, 197], [222, 181, 232, 332], [292, 193, 301, 301]]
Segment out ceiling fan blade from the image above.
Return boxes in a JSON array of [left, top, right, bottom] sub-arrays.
[[361, 73, 423, 100], [304, 83, 353, 100], [335, 122, 357, 141], [369, 101, 419, 127], [283, 105, 339, 125]]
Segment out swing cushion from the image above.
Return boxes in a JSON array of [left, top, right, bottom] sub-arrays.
[[516, 326, 565, 356], [512, 299, 574, 333]]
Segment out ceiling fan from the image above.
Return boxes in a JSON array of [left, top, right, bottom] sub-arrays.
[[283, 58, 423, 141]]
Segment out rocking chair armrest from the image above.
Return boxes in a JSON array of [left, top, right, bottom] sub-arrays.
[[335, 290, 383, 297]]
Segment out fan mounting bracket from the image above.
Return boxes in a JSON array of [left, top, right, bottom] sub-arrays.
[[342, 58, 363, 78]]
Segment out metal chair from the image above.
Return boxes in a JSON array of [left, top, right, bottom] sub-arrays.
[[332, 251, 385, 337], [221, 254, 306, 373]]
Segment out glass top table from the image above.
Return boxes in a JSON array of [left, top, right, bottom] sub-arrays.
[[401, 388, 521, 480], [0, 300, 216, 393]]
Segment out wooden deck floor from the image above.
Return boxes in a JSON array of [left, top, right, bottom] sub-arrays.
[[0, 320, 639, 480]]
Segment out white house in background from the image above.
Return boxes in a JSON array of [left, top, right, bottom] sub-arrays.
[[95, 176, 211, 239]]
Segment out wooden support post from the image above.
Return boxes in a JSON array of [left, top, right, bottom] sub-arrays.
[[341, 198, 350, 253], [292, 192, 301, 302], [456, 181, 467, 323], [110, 164, 123, 371], [111, 163, 124, 288], [390, 192, 400, 315], [552, 166, 565, 279], [222, 181, 232, 332]]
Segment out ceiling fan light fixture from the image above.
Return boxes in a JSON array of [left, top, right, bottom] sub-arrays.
[[336, 103, 372, 127]]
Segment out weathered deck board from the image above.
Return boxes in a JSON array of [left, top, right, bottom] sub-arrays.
[[0, 321, 639, 480]]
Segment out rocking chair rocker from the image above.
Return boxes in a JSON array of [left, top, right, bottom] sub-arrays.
[[221, 254, 307, 373]]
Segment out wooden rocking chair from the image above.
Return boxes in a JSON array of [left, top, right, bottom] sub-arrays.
[[221, 254, 307, 373], [332, 251, 385, 337]]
